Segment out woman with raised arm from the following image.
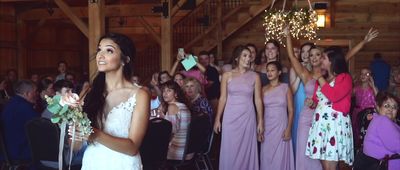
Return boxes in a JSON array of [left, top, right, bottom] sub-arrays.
[[290, 42, 314, 151], [286, 29, 323, 170], [214, 45, 264, 170], [72, 33, 150, 170]]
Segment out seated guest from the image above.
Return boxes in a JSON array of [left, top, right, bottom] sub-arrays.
[[356, 92, 400, 170], [39, 79, 85, 167], [36, 78, 55, 113], [160, 80, 192, 160], [173, 73, 186, 87], [1, 80, 39, 161], [0, 77, 11, 112], [41, 80, 73, 119], [183, 77, 213, 121]]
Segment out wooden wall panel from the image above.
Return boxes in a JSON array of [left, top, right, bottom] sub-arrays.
[[0, 4, 16, 77], [26, 21, 88, 80]]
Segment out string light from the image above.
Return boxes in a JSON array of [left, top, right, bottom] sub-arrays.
[[263, 9, 288, 46], [263, 8, 319, 46]]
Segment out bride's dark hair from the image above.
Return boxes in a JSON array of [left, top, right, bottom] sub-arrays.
[[83, 33, 135, 129]]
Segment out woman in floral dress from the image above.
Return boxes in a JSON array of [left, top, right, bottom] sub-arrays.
[[306, 48, 354, 170]]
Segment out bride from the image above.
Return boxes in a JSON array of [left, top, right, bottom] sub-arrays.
[[71, 33, 149, 169]]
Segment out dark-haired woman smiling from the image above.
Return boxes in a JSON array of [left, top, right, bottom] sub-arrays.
[[305, 48, 354, 170]]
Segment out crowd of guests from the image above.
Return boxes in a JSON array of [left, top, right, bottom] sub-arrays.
[[0, 28, 399, 170]]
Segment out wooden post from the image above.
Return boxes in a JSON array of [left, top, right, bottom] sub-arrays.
[[348, 40, 354, 73], [161, 0, 172, 71], [15, 15, 27, 79], [216, 0, 223, 60], [88, 0, 105, 81]]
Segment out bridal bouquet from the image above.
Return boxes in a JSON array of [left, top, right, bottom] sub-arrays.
[[45, 92, 93, 170], [45, 92, 93, 135]]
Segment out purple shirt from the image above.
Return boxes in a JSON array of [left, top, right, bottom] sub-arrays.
[[363, 114, 400, 170]]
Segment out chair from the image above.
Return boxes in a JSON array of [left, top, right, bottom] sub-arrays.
[[194, 132, 214, 170], [0, 121, 30, 170], [170, 114, 212, 170], [357, 107, 376, 149], [25, 117, 61, 170], [140, 118, 172, 170]]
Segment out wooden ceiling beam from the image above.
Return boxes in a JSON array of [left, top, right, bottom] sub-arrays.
[[19, 3, 161, 20], [171, 0, 187, 17], [54, 0, 88, 37]]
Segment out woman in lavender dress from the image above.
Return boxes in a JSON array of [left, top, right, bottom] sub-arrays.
[[286, 32, 323, 170], [214, 45, 264, 170], [260, 61, 295, 170]]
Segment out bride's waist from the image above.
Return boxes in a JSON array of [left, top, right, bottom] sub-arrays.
[[85, 142, 140, 159]]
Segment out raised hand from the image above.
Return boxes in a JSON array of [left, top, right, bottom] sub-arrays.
[[283, 26, 290, 37], [364, 28, 379, 43]]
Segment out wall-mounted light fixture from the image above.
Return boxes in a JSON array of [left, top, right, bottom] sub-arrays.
[[316, 13, 326, 27], [314, 2, 329, 28]]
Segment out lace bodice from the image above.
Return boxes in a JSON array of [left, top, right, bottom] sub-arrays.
[[103, 95, 136, 138]]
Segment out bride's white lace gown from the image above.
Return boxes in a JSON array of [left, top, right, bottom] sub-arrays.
[[82, 94, 142, 170]]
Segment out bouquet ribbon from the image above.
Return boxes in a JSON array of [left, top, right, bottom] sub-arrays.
[[58, 121, 76, 170]]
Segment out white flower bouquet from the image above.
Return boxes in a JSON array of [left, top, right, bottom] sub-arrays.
[[45, 92, 93, 170], [45, 92, 93, 136]]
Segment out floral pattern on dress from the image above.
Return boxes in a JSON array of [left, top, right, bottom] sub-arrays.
[[305, 80, 354, 165]]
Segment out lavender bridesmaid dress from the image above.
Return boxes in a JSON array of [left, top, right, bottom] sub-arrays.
[[260, 83, 295, 170], [295, 79, 322, 170], [219, 71, 259, 170]]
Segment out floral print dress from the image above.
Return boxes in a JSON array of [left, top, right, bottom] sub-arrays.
[[305, 80, 354, 165]]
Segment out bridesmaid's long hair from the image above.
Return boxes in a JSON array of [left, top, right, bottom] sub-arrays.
[[83, 33, 135, 129], [324, 47, 348, 76]]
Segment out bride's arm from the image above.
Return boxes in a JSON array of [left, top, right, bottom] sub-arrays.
[[92, 89, 150, 156]]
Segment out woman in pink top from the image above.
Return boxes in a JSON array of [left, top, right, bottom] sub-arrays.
[[306, 48, 354, 170], [170, 51, 208, 86], [352, 68, 378, 148]]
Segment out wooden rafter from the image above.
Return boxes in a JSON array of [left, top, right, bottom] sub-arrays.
[[138, 16, 161, 44], [54, 0, 88, 37], [171, 0, 187, 17]]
